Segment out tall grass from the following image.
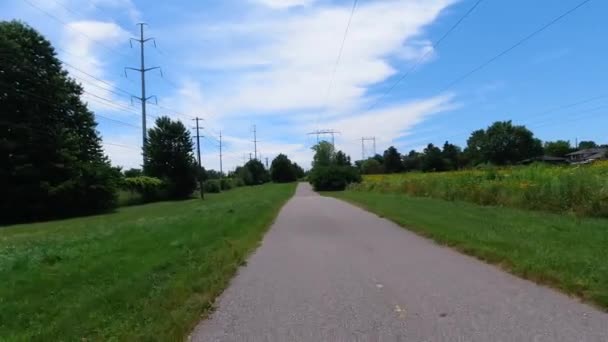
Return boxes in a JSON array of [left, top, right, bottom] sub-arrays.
[[350, 161, 608, 218]]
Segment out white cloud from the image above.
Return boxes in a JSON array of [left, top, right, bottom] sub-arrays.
[[183, 0, 455, 116], [325, 94, 457, 160], [61, 20, 132, 113], [252, 0, 317, 9]]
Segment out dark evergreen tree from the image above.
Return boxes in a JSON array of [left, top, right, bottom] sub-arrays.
[[270, 154, 297, 183], [144, 117, 197, 199], [383, 146, 403, 173], [243, 159, 270, 185], [421, 144, 446, 172], [335, 151, 351, 166], [402, 150, 422, 171], [442, 141, 462, 170], [0, 21, 120, 223]]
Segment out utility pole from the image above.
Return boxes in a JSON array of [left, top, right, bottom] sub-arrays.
[[126, 23, 161, 166], [249, 152, 253, 161], [252, 125, 258, 160], [219, 131, 223, 183], [265, 157, 269, 169], [193, 117, 204, 200], [307, 129, 340, 148], [361, 136, 376, 159]]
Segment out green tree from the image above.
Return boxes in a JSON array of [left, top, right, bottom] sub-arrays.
[[124, 168, 143, 178], [0, 21, 120, 223], [544, 140, 572, 157], [464, 129, 486, 166], [308, 142, 360, 191], [270, 154, 297, 183], [335, 151, 351, 166], [361, 159, 383, 174], [312, 141, 334, 167], [243, 159, 269, 185], [442, 141, 462, 170], [292, 163, 305, 179], [402, 150, 422, 171], [421, 143, 446, 172], [383, 146, 402, 173], [465, 121, 543, 165], [578, 140, 598, 149], [144, 117, 197, 199]]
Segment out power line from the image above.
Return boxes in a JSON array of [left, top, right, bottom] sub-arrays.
[[22, 0, 132, 60], [323, 0, 359, 109], [438, 0, 593, 93], [0, 81, 141, 129], [399, 94, 608, 151], [366, 0, 485, 112], [0, 120, 141, 151]]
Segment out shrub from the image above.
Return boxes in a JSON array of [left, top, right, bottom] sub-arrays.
[[220, 178, 233, 190], [122, 176, 165, 203], [204, 179, 221, 193], [309, 165, 361, 191], [233, 177, 245, 187]]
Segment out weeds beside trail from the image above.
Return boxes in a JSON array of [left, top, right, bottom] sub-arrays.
[[0, 183, 296, 341], [350, 162, 608, 218], [328, 191, 608, 311]]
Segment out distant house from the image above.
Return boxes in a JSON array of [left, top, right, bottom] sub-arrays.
[[565, 148, 608, 164], [520, 155, 568, 165]]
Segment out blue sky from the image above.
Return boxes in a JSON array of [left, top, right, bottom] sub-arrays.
[[2, 0, 607, 170]]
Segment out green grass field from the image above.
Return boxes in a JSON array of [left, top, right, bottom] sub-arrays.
[[352, 162, 608, 218], [0, 183, 295, 341], [328, 191, 608, 310]]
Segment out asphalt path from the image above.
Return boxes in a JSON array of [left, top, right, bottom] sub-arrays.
[[191, 183, 608, 342]]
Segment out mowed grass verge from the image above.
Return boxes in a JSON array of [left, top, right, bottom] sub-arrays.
[[0, 183, 296, 341], [327, 191, 608, 310]]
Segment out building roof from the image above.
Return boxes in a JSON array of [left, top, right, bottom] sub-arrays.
[[566, 148, 607, 157]]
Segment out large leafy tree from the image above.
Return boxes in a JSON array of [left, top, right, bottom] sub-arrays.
[[442, 141, 462, 170], [465, 121, 543, 165], [335, 151, 351, 166], [578, 140, 597, 149], [361, 158, 383, 174], [0, 21, 120, 223], [308, 142, 360, 191], [402, 150, 422, 171], [311, 141, 334, 167], [270, 154, 297, 183], [144, 117, 197, 199], [383, 146, 402, 173], [421, 143, 446, 172], [242, 159, 270, 185], [292, 163, 305, 179], [544, 140, 572, 157]]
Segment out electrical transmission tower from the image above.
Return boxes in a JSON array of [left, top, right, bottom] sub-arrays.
[[361, 136, 376, 160], [252, 125, 258, 160], [219, 131, 223, 181], [125, 23, 162, 165], [307, 129, 340, 147], [193, 117, 204, 199]]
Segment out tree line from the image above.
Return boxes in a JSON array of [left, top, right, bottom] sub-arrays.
[[357, 121, 606, 174], [0, 21, 302, 223]]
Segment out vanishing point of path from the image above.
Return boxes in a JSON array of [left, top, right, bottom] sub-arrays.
[[192, 183, 608, 341]]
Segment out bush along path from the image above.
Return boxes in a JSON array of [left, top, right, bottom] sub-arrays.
[[0, 183, 296, 341]]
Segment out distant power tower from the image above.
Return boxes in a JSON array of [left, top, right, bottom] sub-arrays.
[[361, 136, 376, 160], [307, 129, 340, 147], [125, 23, 162, 165]]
